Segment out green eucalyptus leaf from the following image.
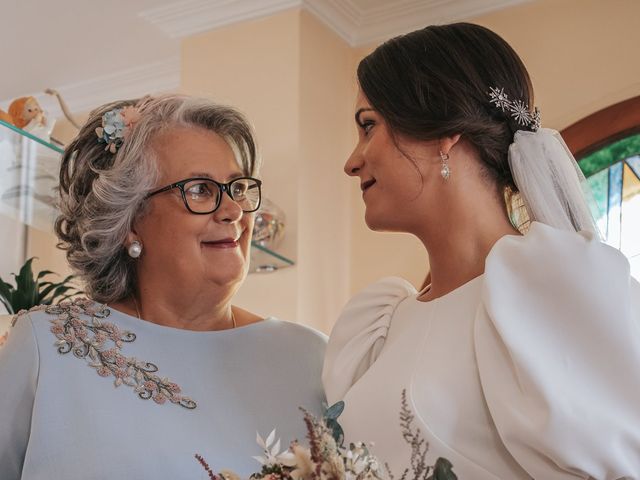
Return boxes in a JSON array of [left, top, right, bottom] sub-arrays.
[[432, 458, 457, 480], [324, 401, 345, 420]]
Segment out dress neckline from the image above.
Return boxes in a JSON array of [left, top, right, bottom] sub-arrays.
[[106, 304, 275, 337], [414, 273, 484, 304]]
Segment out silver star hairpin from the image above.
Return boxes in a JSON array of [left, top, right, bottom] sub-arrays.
[[488, 86, 541, 131]]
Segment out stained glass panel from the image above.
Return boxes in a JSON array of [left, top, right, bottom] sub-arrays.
[[579, 133, 640, 177], [581, 140, 640, 280]]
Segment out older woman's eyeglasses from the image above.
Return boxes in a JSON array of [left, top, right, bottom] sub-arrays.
[[146, 177, 262, 214]]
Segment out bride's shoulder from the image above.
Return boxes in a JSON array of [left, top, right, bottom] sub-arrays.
[[486, 221, 625, 277], [331, 276, 417, 338], [475, 222, 640, 478], [340, 277, 417, 318], [322, 277, 416, 404]]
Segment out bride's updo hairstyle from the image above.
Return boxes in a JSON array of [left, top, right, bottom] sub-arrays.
[[357, 22, 535, 193]]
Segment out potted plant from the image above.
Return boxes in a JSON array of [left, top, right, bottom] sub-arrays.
[[0, 258, 79, 315]]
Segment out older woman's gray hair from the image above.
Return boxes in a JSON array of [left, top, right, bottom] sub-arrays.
[[55, 94, 258, 303]]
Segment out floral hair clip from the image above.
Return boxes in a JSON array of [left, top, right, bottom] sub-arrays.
[[95, 105, 142, 153], [488, 86, 541, 131]]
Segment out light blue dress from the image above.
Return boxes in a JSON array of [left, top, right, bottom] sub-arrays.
[[0, 299, 327, 479]]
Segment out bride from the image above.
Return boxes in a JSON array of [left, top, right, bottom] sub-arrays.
[[323, 22, 640, 479]]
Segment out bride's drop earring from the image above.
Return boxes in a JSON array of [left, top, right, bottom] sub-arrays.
[[440, 151, 451, 180]]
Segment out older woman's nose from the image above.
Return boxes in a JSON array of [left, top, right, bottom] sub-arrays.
[[214, 193, 243, 223]]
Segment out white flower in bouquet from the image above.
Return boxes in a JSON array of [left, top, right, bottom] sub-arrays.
[[254, 430, 297, 467]]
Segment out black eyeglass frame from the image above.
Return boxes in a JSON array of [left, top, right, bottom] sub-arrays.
[[146, 176, 262, 214]]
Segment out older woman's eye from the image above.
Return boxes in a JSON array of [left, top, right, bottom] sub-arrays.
[[186, 182, 213, 199], [231, 181, 248, 199]]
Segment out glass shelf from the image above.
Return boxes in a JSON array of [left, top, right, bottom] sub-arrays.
[[250, 241, 294, 273], [0, 119, 61, 232], [0, 120, 294, 273]]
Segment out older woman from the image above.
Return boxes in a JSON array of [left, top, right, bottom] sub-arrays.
[[0, 95, 326, 479]]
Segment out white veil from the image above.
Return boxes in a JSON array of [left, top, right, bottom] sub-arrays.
[[508, 128, 600, 237]]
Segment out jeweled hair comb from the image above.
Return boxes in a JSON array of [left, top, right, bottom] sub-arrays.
[[488, 86, 541, 131]]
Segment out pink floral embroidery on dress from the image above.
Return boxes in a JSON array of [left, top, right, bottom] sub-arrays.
[[40, 298, 196, 409]]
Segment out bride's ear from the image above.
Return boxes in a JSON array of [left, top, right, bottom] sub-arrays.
[[439, 134, 462, 155]]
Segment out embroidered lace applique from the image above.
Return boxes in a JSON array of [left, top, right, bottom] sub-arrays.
[[20, 299, 197, 409]]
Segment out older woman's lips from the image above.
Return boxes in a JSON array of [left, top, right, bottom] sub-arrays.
[[202, 238, 239, 249]]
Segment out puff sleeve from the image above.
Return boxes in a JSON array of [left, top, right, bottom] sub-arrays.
[[323, 277, 416, 405], [475, 222, 640, 479]]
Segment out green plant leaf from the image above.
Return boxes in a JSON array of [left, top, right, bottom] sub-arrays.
[[36, 270, 56, 280], [37, 283, 62, 303], [14, 258, 37, 306], [11, 289, 31, 313], [0, 258, 80, 312], [0, 296, 14, 315], [41, 284, 76, 305], [37, 274, 76, 304]]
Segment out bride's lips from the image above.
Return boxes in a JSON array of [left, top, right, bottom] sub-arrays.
[[361, 179, 376, 194], [201, 238, 239, 249]]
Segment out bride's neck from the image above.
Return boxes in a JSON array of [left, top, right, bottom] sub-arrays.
[[416, 196, 519, 302]]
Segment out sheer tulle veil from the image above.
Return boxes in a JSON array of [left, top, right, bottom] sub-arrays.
[[507, 127, 600, 237]]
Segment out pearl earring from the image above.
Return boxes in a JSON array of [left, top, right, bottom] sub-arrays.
[[440, 151, 451, 180], [128, 241, 142, 258]]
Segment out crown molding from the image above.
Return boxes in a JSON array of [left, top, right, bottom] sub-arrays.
[[0, 57, 180, 117], [305, 0, 532, 46], [140, 0, 302, 38], [139, 0, 530, 46]]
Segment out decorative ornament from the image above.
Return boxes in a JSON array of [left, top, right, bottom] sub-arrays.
[[251, 198, 287, 273], [95, 105, 142, 154], [128, 241, 142, 258], [488, 86, 541, 131], [440, 151, 451, 180]]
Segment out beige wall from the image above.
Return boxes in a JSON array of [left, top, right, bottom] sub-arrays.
[[182, 10, 353, 331], [298, 10, 353, 331], [472, 0, 640, 129]]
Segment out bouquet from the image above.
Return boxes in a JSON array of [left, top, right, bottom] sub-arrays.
[[195, 390, 457, 480]]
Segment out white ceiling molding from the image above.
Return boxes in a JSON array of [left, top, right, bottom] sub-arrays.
[[140, 0, 302, 38], [0, 57, 180, 118], [138, 0, 530, 46], [305, 0, 532, 46]]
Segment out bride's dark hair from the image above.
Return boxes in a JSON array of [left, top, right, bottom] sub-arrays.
[[357, 23, 535, 192]]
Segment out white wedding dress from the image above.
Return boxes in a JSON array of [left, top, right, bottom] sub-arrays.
[[323, 222, 640, 479]]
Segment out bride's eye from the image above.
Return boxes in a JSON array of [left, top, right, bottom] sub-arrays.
[[360, 120, 375, 135]]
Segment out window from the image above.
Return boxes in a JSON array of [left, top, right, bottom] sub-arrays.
[[562, 96, 640, 279]]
